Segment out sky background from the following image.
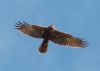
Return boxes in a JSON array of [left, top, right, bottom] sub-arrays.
[[0, 0, 100, 71]]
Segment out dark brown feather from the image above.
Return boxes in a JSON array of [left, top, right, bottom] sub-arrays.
[[39, 38, 49, 53], [15, 21, 47, 38], [50, 30, 87, 48]]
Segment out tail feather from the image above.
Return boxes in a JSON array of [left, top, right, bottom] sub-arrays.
[[39, 39, 49, 53]]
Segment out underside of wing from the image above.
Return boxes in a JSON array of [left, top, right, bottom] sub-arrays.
[[50, 30, 88, 48], [15, 21, 47, 38]]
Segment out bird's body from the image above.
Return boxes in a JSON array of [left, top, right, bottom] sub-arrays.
[[15, 21, 88, 53], [38, 25, 53, 53]]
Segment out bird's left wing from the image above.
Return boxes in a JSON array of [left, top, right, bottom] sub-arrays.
[[50, 30, 88, 48], [15, 21, 47, 38]]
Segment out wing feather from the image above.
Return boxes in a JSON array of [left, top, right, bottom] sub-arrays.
[[15, 21, 47, 38], [50, 30, 88, 48]]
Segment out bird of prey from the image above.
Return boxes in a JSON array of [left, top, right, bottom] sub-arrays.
[[15, 21, 88, 53]]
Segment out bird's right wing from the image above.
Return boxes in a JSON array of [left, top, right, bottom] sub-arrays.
[[15, 21, 47, 38], [50, 30, 88, 48]]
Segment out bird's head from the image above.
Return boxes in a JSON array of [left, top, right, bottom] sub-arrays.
[[48, 24, 55, 30]]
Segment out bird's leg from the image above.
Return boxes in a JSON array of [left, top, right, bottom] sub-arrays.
[[39, 38, 49, 53]]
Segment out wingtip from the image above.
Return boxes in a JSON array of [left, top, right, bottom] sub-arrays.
[[67, 37, 88, 48]]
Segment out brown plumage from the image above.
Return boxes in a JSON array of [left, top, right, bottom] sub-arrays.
[[15, 21, 88, 53]]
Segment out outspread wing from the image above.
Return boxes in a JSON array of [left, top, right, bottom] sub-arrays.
[[50, 30, 88, 48], [15, 21, 47, 38]]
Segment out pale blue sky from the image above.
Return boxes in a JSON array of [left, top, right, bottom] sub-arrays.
[[0, 0, 100, 71]]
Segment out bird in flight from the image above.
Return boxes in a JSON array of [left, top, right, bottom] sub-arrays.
[[15, 21, 88, 53]]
